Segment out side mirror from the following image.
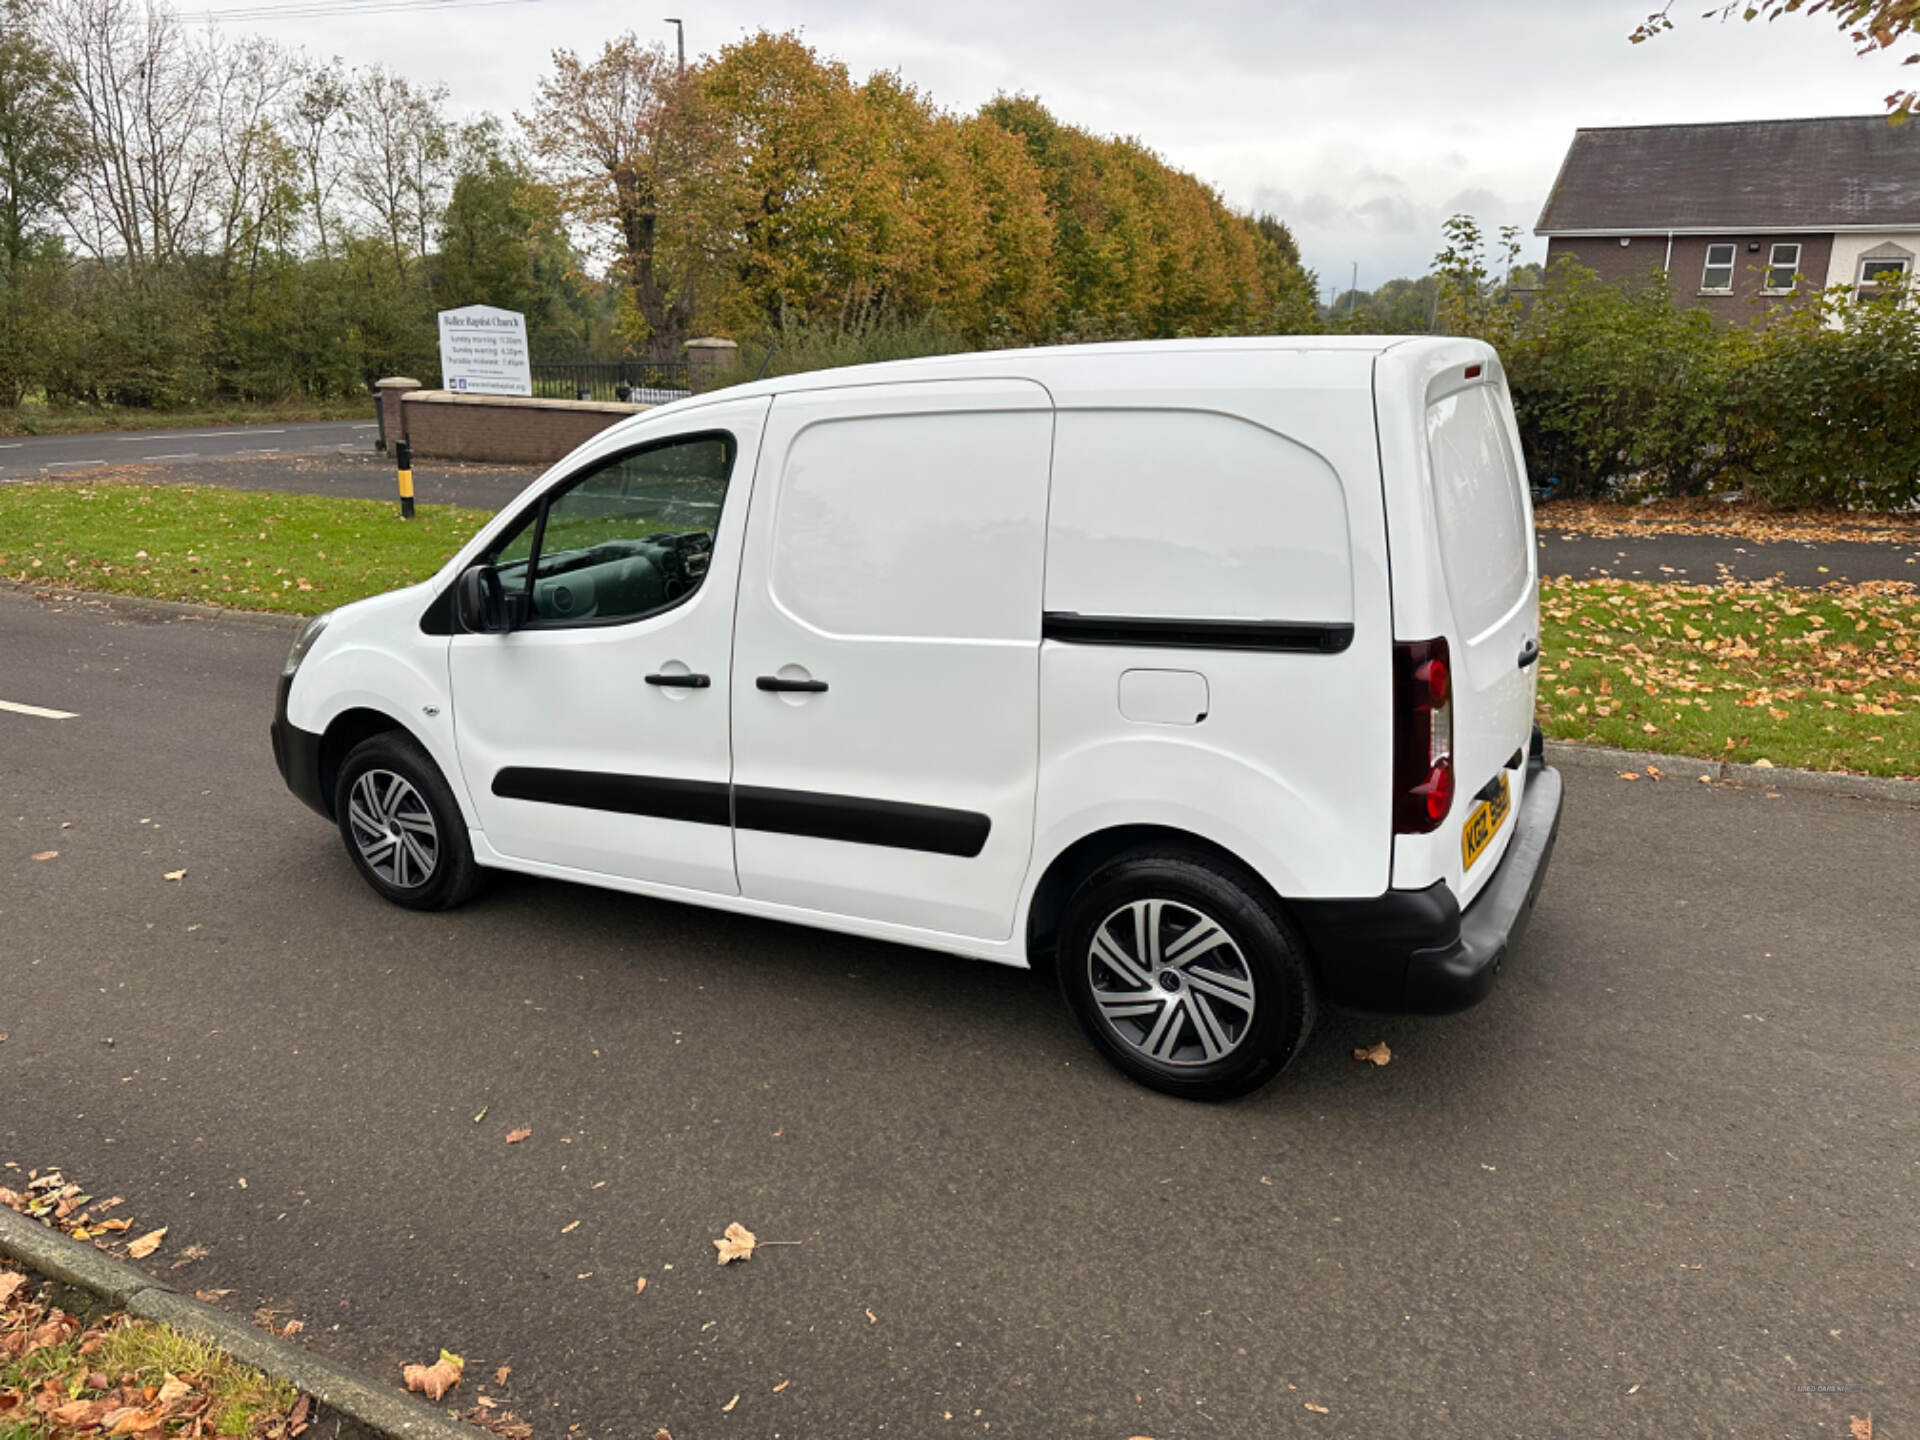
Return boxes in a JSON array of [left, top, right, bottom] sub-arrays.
[[455, 564, 517, 634]]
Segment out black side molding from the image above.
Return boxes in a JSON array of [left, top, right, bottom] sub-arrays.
[[493, 768, 732, 827], [489, 769, 991, 857], [734, 786, 990, 858], [1042, 613, 1354, 654]]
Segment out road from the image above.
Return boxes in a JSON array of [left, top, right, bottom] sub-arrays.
[[2, 591, 1916, 1440], [1538, 531, 1920, 588], [0, 419, 380, 481]]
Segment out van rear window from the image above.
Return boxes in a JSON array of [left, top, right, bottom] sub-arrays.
[[1044, 410, 1353, 623], [1424, 387, 1530, 640]]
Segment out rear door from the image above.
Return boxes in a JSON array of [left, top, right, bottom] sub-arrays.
[[727, 379, 1052, 942], [1380, 345, 1540, 901]]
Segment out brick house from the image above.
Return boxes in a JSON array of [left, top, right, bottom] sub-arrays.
[[1535, 116, 1920, 320]]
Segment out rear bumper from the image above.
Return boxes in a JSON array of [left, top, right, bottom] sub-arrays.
[[1294, 753, 1565, 1015], [270, 673, 331, 819]]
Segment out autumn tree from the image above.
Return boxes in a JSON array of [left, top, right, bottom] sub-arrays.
[[520, 34, 710, 356], [1632, 2, 1919, 115]]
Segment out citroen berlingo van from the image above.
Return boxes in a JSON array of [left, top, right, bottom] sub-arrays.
[[271, 337, 1563, 1099]]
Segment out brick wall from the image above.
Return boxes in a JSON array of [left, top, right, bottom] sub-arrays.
[[393, 390, 652, 465], [1545, 233, 1834, 324]]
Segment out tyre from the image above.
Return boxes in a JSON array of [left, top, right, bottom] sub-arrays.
[[334, 731, 483, 911], [1057, 850, 1316, 1100]]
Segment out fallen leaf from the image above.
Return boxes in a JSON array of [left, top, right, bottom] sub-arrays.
[[634, 1277, 647, 1294], [1753, 758, 1774, 769], [560, 1220, 580, 1234], [1305, 1402, 1330, 1414], [156, 1377, 191, 1406], [163, 870, 186, 882], [280, 1319, 304, 1337], [0, 1273, 26, 1306], [721, 1394, 739, 1413], [713, 1221, 756, 1265], [475, 1396, 497, 1410], [31, 851, 57, 862], [494, 1367, 510, 1387], [473, 1107, 488, 1123], [193, 1289, 232, 1303], [1849, 1417, 1872, 1440], [1618, 771, 1639, 781], [772, 1379, 789, 1393], [865, 1308, 877, 1323], [99, 1218, 131, 1232], [402, 1350, 464, 1401], [1352, 1042, 1391, 1067], [127, 1227, 166, 1259], [504, 1128, 531, 1145]]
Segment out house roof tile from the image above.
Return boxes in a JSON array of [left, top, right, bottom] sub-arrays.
[[1536, 116, 1920, 234]]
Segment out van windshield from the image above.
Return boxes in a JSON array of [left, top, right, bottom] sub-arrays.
[[1424, 386, 1530, 640]]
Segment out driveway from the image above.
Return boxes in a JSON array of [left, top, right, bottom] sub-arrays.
[[1, 585, 1914, 1438]]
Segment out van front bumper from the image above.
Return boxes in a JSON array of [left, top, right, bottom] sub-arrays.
[[1293, 754, 1564, 1015], [270, 673, 331, 819]]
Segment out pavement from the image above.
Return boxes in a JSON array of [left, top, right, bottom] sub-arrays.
[[2, 584, 1914, 1439]]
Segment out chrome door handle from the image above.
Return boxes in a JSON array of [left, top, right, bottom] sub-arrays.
[[646, 672, 710, 688]]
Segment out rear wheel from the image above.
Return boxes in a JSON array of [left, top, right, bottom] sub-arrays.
[[335, 731, 483, 911], [1057, 851, 1316, 1100]]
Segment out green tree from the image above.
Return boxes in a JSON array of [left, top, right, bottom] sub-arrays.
[[0, 4, 84, 404]]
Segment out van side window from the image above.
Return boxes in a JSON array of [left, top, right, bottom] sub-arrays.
[[490, 433, 735, 627], [770, 410, 1051, 640], [1424, 388, 1529, 639], [1044, 410, 1354, 622]]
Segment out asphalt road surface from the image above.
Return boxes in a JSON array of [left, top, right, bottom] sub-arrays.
[[0, 420, 379, 481], [1538, 531, 1920, 588], [2, 586, 1915, 1439]]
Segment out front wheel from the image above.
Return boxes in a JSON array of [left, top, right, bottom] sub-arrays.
[[1057, 851, 1316, 1100], [335, 731, 483, 911]]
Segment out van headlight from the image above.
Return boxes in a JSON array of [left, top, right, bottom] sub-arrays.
[[283, 612, 332, 677]]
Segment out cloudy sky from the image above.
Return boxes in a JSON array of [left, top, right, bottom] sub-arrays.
[[215, 0, 1911, 294]]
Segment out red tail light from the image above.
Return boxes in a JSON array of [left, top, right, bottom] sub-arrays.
[[1394, 637, 1454, 834]]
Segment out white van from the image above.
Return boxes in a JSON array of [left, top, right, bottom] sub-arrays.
[[272, 337, 1562, 1099]]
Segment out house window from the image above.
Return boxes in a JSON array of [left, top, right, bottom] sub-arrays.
[[1859, 257, 1910, 290], [1763, 243, 1801, 293], [1701, 244, 1735, 293]]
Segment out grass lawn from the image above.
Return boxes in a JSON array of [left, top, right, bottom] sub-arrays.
[[2, 483, 1915, 778], [0, 397, 372, 438], [0, 483, 489, 616], [1538, 577, 1920, 779]]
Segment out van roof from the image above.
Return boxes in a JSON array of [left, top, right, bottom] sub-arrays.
[[654, 334, 1480, 413]]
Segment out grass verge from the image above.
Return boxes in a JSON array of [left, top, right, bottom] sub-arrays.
[[0, 400, 373, 439], [1538, 577, 1920, 779], [0, 1262, 299, 1439], [3, 483, 1915, 778], [0, 483, 489, 617]]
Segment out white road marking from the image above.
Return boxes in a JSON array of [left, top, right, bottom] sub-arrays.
[[146, 453, 201, 460], [0, 699, 78, 720], [116, 428, 288, 441], [351, 423, 376, 429], [44, 460, 106, 470], [0, 442, 23, 450]]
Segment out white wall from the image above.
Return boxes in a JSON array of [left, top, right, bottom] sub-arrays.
[[1824, 231, 1920, 292]]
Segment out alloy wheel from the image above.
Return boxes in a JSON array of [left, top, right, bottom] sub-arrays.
[[1087, 899, 1257, 1066], [347, 768, 439, 888]]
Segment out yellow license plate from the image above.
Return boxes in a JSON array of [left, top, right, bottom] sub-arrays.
[[1461, 771, 1513, 871]]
